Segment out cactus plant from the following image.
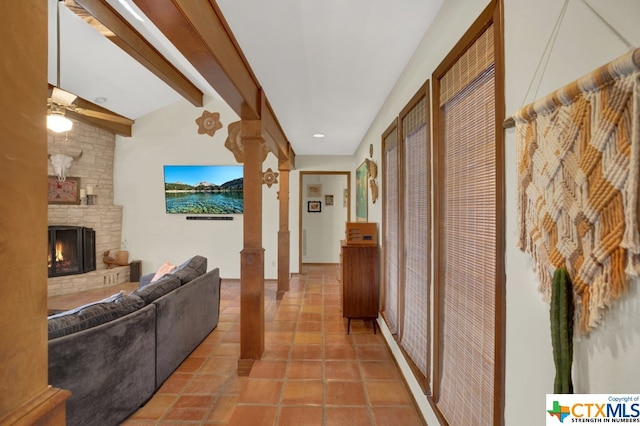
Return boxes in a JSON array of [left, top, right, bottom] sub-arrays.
[[550, 267, 574, 394]]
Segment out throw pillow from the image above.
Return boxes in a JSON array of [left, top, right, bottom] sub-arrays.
[[151, 261, 176, 282]]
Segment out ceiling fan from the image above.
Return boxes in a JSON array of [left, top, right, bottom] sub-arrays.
[[47, 86, 135, 133], [47, 1, 134, 135]]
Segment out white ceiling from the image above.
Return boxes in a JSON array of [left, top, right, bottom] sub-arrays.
[[49, 0, 444, 156]]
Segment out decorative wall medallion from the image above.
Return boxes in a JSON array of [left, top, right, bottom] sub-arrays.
[[224, 121, 270, 163], [195, 110, 223, 137], [367, 159, 378, 180], [262, 168, 279, 188], [224, 121, 243, 162], [369, 179, 379, 204]]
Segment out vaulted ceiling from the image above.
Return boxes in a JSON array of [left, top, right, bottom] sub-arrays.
[[49, 0, 444, 156]]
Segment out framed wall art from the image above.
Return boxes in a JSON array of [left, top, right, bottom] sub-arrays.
[[307, 183, 322, 198], [355, 160, 368, 222], [308, 200, 322, 213], [325, 194, 334, 206], [48, 176, 80, 205]]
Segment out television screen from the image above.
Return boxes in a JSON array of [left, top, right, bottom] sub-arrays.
[[163, 165, 243, 214]]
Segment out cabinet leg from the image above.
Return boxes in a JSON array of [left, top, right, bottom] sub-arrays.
[[347, 318, 351, 334]]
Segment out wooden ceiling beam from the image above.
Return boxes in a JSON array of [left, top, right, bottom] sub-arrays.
[[65, 108, 132, 136], [132, 0, 259, 120], [67, 0, 203, 108], [73, 96, 133, 136], [261, 94, 295, 166], [279, 143, 296, 171], [130, 0, 293, 164]]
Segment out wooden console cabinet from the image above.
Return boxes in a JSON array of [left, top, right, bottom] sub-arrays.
[[340, 240, 379, 333]]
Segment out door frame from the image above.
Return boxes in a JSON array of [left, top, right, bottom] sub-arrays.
[[298, 171, 351, 271]]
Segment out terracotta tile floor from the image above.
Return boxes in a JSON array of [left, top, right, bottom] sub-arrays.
[[122, 264, 425, 425]]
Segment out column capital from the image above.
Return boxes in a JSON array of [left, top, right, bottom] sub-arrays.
[[240, 119, 262, 140]]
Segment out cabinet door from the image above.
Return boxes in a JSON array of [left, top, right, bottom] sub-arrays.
[[342, 246, 379, 318]]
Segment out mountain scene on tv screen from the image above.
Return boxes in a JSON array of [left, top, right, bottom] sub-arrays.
[[165, 178, 243, 214]]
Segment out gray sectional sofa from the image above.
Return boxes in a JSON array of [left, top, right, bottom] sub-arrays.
[[48, 255, 221, 426]]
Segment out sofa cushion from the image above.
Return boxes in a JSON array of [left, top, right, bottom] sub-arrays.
[[48, 293, 144, 340], [132, 275, 180, 304], [48, 291, 125, 319], [48, 313, 83, 340], [172, 255, 207, 284], [77, 295, 144, 328]]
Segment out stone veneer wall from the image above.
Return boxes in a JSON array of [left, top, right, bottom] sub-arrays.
[[47, 118, 130, 296]]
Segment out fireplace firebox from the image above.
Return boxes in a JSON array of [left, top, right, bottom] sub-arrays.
[[48, 226, 96, 277]]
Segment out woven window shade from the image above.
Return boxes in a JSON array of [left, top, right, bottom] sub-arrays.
[[399, 97, 430, 381], [435, 25, 497, 425], [440, 26, 494, 106], [383, 129, 399, 334], [403, 97, 427, 135]]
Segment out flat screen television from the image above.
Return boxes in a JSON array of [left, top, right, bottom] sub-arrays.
[[163, 165, 243, 214]]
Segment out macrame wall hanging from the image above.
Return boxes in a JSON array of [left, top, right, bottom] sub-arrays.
[[514, 47, 640, 333]]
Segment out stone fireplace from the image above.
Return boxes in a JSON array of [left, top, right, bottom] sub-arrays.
[[47, 119, 130, 296]]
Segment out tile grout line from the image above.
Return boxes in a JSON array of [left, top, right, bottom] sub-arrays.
[[274, 268, 304, 425], [321, 267, 327, 426]]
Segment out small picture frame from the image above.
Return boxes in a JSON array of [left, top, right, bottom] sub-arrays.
[[307, 183, 322, 198], [325, 194, 334, 206], [48, 176, 80, 205], [307, 200, 322, 213]]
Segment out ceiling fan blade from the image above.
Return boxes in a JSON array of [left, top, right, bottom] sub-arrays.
[[74, 108, 135, 126], [51, 87, 78, 106]]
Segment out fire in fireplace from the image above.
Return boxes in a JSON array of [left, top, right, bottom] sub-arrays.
[[48, 226, 96, 277]]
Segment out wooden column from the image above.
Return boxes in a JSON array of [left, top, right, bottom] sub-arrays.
[[0, 2, 71, 423], [277, 163, 290, 300], [238, 119, 265, 375]]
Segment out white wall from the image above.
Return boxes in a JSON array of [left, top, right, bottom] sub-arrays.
[[356, 0, 640, 424], [114, 96, 280, 279], [301, 173, 349, 263]]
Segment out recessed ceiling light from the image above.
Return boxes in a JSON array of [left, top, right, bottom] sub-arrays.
[[312, 133, 325, 138], [94, 97, 107, 104]]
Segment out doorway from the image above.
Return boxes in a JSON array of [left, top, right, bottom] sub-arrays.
[[299, 171, 350, 270]]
